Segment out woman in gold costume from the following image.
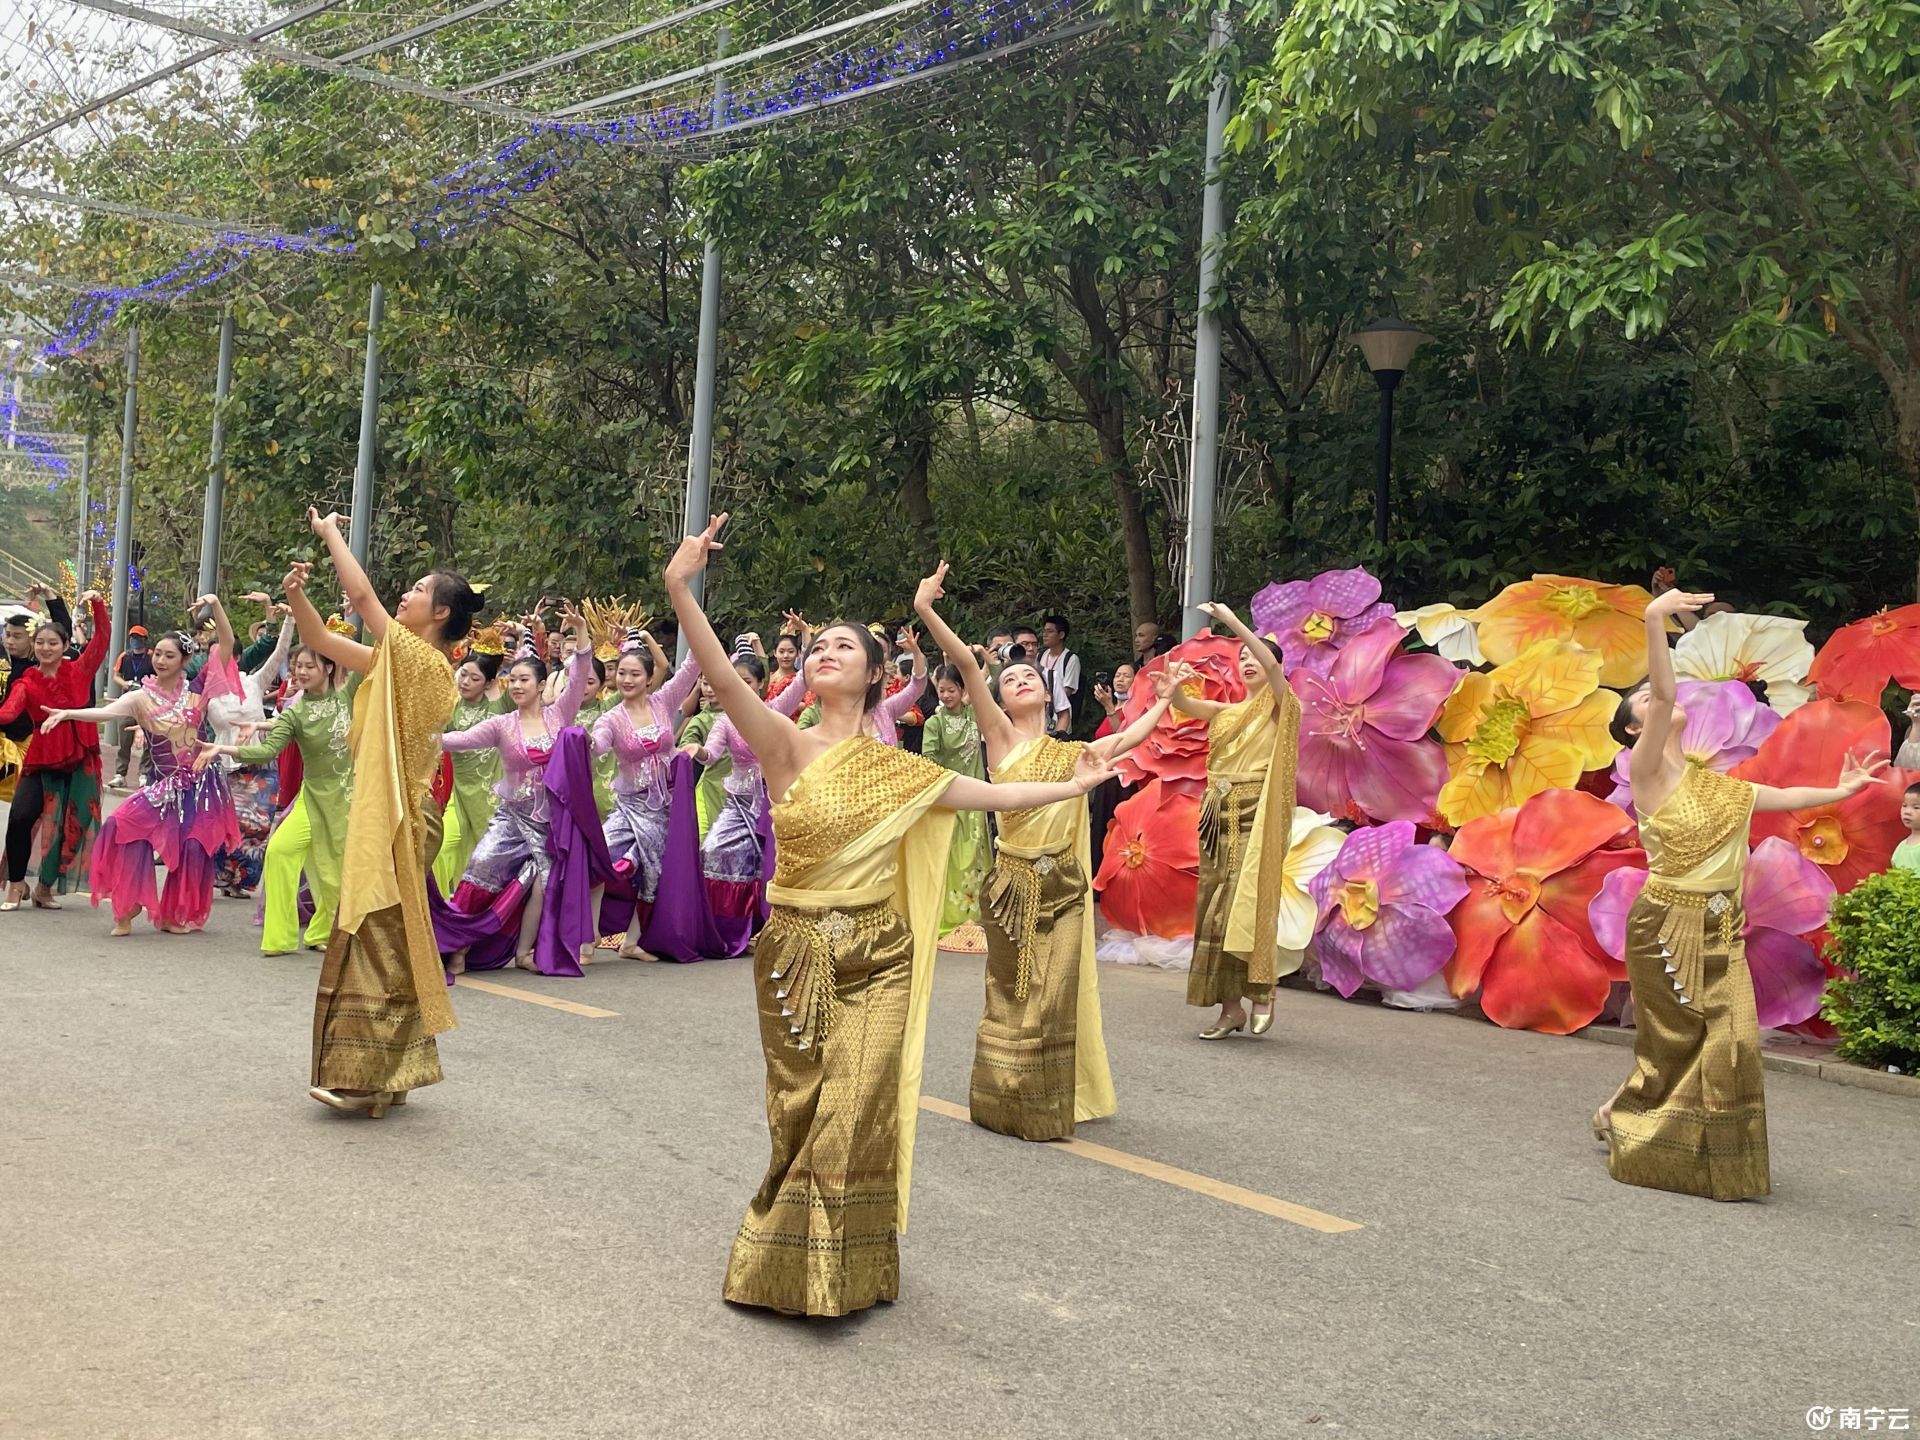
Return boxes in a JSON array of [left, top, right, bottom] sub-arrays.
[[1600, 587, 1882, 1200], [1169, 601, 1302, 1040], [914, 562, 1177, 1140], [665, 517, 1111, 1318], [287, 509, 482, 1120]]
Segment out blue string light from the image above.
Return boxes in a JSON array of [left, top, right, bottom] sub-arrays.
[[40, 0, 1078, 365]]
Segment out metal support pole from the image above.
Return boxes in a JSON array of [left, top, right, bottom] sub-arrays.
[[1373, 373, 1400, 548], [679, 26, 729, 663], [348, 283, 384, 573], [1181, 8, 1232, 640], [75, 432, 92, 591], [198, 307, 235, 596], [108, 326, 138, 753]]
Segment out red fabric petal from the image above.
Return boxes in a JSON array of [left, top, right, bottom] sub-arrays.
[[1093, 781, 1201, 939], [1443, 881, 1511, 997], [1477, 905, 1619, 1034], [1510, 787, 1636, 882], [1808, 604, 1920, 702]]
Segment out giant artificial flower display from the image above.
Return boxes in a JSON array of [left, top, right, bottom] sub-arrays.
[[1435, 639, 1621, 828], [1275, 807, 1348, 951], [1671, 611, 1814, 715], [1291, 619, 1460, 824], [1586, 837, 1836, 1029], [1251, 566, 1395, 676], [1731, 699, 1910, 896], [1474, 574, 1663, 687], [1807, 603, 1920, 704], [1309, 821, 1469, 998], [1605, 679, 1780, 812], [1395, 602, 1486, 665], [1093, 780, 1201, 938], [1109, 633, 1246, 788], [1442, 788, 1645, 1033]]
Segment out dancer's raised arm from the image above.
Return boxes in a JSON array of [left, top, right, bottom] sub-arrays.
[[283, 559, 374, 676], [914, 563, 1016, 754], [309, 507, 390, 645], [1628, 588, 1705, 798], [664, 515, 800, 776]]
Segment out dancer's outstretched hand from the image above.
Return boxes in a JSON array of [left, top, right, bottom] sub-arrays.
[[914, 562, 949, 611], [308, 507, 345, 540], [1071, 746, 1115, 794], [665, 514, 727, 588], [282, 561, 312, 597], [1646, 589, 1712, 621]]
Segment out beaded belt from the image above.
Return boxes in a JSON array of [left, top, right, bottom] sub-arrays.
[[762, 889, 894, 1055], [986, 845, 1074, 1000], [1641, 880, 1740, 1010], [1198, 775, 1263, 860]]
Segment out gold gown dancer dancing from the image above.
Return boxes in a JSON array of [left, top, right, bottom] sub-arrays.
[[1169, 601, 1303, 1040], [665, 517, 1111, 1317], [1601, 587, 1883, 1199], [290, 509, 482, 1119], [915, 562, 1175, 1140]]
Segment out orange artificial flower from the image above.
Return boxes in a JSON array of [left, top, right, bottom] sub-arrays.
[[1093, 780, 1201, 938], [1731, 698, 1910, 895], [1475, 574, 1664, 687], [1434, 640, 1621, 827], [1443, 788, 1645, 1034], [1807, 603, 1920, 704]]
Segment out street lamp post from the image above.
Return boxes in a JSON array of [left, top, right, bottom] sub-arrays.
[[1353, 318, 1433, 548]]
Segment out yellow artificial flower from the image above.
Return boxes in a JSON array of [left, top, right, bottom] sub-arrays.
[[1475, 574, 1664, 687], [1435, 639, 1621, 826]]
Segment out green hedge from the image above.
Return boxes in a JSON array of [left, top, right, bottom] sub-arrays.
[[1825, 869, 1920, 1074]]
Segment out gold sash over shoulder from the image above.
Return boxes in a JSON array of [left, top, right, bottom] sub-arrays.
[[1217, 686, 1303, 987]]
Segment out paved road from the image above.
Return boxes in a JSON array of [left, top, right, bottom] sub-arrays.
[[3, 897, 1914, 1440]]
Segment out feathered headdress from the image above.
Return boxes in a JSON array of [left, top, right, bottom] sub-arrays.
[[581, 596, 650, 664], [469, 623, 505, 657], [324, 614, 357, 638]]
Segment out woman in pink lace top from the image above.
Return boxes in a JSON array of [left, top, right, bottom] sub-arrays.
[[434, 604, 595, 972], [589, 628, 701, 958]]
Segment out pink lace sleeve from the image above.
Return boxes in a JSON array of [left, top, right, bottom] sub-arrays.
[[881, 671, 927, 723], [769, 674, 808, 718], [590, 705, 620, 756], [442, 712, 509, 752], [553, 647, 596, 727], [654, 652, 701, 716]]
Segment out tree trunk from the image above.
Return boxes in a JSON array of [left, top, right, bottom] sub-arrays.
[[895, 409, 939, 568], [1093, 408, 1158, 628]]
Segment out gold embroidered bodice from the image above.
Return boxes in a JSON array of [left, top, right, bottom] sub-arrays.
[[1208, 692, 1280, 779], [771, 735, 954, 891], [991, 735, 1085, 852], [1636, 764, 1756, 886]]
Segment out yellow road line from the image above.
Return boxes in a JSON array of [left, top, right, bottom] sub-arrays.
[[454, 976, 619, 1018], [918, 1095, 1362, 1234]]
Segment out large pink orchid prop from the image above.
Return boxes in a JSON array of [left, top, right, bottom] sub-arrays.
[[1251, 566, 1395, 676], [1290, 619, 1461, 823], [1310, 821, 1469, 998], [1606, 680, 1780, 812], [1586, 836, 1836, 1028]]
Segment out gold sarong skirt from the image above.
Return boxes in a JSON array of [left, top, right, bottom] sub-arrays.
[[1187, 777, 1267, 1008], [971, 847, 1085, 1141], [1609, 883, 1770, 1201], [724, 899, 912, 1316], [311, 904, 443, 1094]]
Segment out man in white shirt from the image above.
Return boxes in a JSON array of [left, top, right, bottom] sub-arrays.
[[1038, 614, 1081, 738]]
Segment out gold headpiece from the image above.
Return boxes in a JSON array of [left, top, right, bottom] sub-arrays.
[[469, 623, 505, 657], [580, 596, 651, 664], [324, 614, 357, 637]]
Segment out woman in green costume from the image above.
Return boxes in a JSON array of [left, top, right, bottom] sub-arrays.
[[204, 644, 360, 954], [919, 663, 987, 935]]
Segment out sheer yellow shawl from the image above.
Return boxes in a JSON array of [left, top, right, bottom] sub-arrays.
[[338, 623, 458, 1036], [1220, 685, 1304, 985]]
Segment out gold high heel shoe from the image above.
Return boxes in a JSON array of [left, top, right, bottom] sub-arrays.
[[1198, 1014, 1247, 1041], [1248, 1003, 1276, 1036], [309, 1086, 397, 1118]]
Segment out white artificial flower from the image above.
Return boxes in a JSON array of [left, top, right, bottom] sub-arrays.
[[1276, 806, 1347, 950], [1395, 603, 1487, 667], [1672, 612, 1814, 715]]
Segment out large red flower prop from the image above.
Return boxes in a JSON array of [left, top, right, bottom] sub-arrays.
[[1731, 699, 1909, 896], [1808, 603, 1920, 702], [1443, 788, 1645, 1034], [1111, 632, 1248, 788], [1094, 780, 1201, 938]]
